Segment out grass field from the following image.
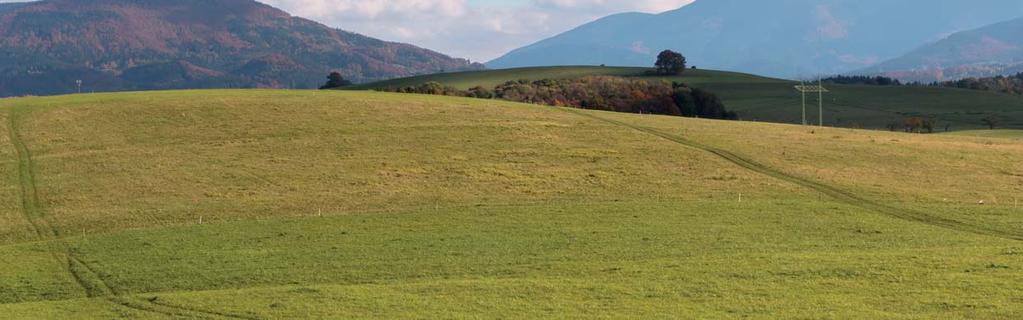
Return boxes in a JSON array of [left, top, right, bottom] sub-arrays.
[[0, 90, 1022, 318], [945, 129, 1023, 140], [351, 66, 1023, 130]]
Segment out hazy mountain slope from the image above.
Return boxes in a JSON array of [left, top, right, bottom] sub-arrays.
[[0, 0, 481, 96], [0, 3, 26, 13], [860, 17, 1023, 82], [488, 0, 1023, 79]]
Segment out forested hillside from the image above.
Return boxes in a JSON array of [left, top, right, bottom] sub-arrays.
[[0, 0, 482, 96]]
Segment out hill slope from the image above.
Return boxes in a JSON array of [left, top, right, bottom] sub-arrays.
[[0, 0, 481, 97], [0, 90, 1022, 318], [860, 17, 1023, 82], [354, 66, 1023, 130], [946, 129, 1023, 139], [487, 0, 1023, 78]]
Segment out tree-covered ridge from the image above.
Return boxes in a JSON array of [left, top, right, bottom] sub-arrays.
[[935, 72, 1023, 95], [377, 76, 737, 120], [822, 75, 902, 86], [0, 0, 482, 96]]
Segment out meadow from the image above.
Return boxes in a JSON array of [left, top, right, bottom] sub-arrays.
[[351, 66, 1023, 130], [0, 90, 1021, 318], [946, 129, 1023, 140]]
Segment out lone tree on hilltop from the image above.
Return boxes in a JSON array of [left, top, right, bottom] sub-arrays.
[[655, 50, 687, 75], [319, 72, 353, 89]]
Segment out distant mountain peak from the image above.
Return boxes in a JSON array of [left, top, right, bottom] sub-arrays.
[[860, 16, 1023, 82], [488, 0, 1023, 79]]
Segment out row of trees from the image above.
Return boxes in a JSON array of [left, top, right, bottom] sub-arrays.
[[934, 73, 1023, 95], [322, 49, 692, 91], [885, 115, 1006, 133], [822, 75, 902, 86], [381, 76, 737, 120], [821, 72, 1023, 95], [886, 117, 939, 133], [494, 77, 679, 115]]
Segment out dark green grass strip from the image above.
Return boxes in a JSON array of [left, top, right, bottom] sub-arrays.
[[559, 107, 1023, 241], [7, 108, 55, 240]]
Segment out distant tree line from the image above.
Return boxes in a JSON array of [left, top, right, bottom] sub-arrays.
[[380, 76, 737, 120], [933, 72, 1023, 95], [823, 72, 1023, 96], [322, 49, 740, 120], [822, 75, 902, 86], [886, 117, 939, 133], [883, 114, 1007, 133]]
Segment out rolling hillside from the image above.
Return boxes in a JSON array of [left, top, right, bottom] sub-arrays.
[[0, 0, 481, 97], [946, 129, 1023, 140], [487, 0, 1023, 78], [354, 66, 1023, 130], [0, 90, 1022, 318]]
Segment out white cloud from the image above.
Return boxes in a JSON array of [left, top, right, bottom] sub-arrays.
[[814, 4, 848, 40], [273, 0, 469, 20], [259, 0, 693, 62], [534, 0, 692, 14]]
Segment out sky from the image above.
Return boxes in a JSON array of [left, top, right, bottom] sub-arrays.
[[256, 0, 695, 62]]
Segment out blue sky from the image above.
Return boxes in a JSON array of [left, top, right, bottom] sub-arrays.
[[258, 0, 694, 61]]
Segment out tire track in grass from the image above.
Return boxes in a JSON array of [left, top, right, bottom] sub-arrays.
[[72, 255, 259, 320], [6, 107, 259, 319], [559, 107, 1023, 241]]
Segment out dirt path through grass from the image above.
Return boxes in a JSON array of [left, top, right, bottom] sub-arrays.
[[6, 107, 259, 319], [560, 107, 1023, 241]]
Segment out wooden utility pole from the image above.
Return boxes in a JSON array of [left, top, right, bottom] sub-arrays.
[[795, 80, 829, 126]]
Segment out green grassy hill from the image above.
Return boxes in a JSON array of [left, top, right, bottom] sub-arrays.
[[1, 90, 1022, 318], [352, 66, 1023, 130], [946, 129, 1023, 140]]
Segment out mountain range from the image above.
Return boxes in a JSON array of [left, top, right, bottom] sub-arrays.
[[3, 0, 1023, 96], [0, 0, 481, 96], [487, 0, 1023, 79], [859, 17, 1023, 82]]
